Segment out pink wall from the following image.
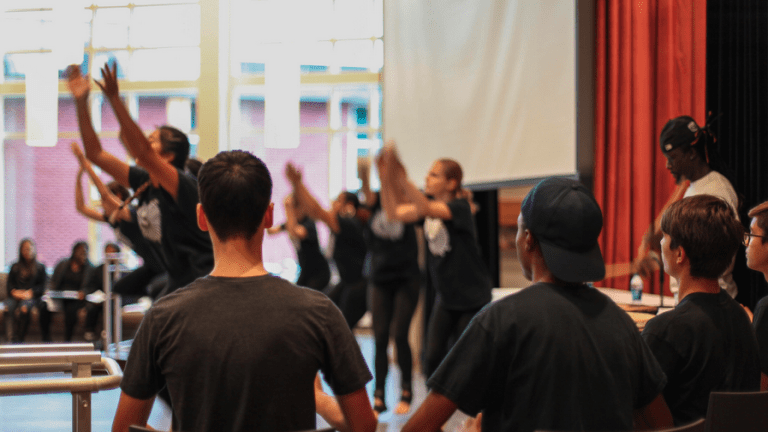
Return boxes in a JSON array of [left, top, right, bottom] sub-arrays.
[[4, 97, 338, 276]]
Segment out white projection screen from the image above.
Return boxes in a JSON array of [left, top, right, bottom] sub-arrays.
[[383, 0, 577, 187]]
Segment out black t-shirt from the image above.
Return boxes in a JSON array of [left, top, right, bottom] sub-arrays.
[[643, 290, 760, 425], [129, 166, 213, 295], [50, 259, 91, 292], [364, 194, 420, 285], [428, 283, 666, 432], [752, 296, 768, 375], [423, 198, 491, 310], [331, 215, 367, 284], [120, 274, 372, 432], [114, 207, 164, 273], [294, 217, 331, 284]]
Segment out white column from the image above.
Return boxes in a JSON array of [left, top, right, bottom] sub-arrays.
[[198, 0, 231, 160]]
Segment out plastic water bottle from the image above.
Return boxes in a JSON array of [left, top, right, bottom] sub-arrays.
[[630, 274, 643, 304]]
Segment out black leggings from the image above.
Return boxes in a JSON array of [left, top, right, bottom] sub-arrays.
[[424, 301, 484, 379], [371, 277, 420, 397], [325, 278, 369, 330]]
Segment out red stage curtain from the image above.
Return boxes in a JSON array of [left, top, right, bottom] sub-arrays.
[[594, 0, 706, 295]]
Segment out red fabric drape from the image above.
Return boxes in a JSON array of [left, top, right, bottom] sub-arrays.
[[594, 0, 706, 296]]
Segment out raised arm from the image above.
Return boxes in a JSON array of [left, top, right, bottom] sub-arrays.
[[96, 62, 180, 200], [358, 156, 377, 208], [66, 65, 130, 187], [72, 143, 131, 223], [75, 168, 106, 222], [283, 195, 308, 240], [285, 163, 340, 233]]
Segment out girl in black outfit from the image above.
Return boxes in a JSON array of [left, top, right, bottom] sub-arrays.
[[40, 241, 92, 342], [378, 146, 492, 379], [267, 194, 332, 291], [286, 162, 369, 329], [359, 157, 420, 416], [4, 238, 47, 342]]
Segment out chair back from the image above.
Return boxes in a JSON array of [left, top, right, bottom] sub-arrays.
[[705, 390, 768, 432], [535, 417, 705, 432]]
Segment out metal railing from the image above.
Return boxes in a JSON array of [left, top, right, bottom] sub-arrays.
[[0, 343, 123, 432]]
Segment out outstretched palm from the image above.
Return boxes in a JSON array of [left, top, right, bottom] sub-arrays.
[[66, 65, 90, 100]]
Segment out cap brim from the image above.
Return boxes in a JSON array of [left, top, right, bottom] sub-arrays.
[[538, 239, 606, 283]]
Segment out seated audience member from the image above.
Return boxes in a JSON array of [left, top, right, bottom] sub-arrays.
[[4, 238, 47, 343], [40, 241, 92, 342], [744, 201, 768, 390], [642, 195, 760, 426], [81, 242, 123, 342], [402, 177, 672, 432], [112, 150, 376, 432]]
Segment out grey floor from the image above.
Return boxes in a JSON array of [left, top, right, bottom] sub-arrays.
[[0, 333, 474, 432]]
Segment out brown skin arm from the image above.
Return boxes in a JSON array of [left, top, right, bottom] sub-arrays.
[[96, 62, 180, 200], [283, 195, 308, 240], [66, 65, 131, 188], [111, 392, 155, 432], [633, 181, 690, 278], [401, 391, 459, 432], [633, 393, 674, 430], [336, 388, 377, 432], [75, 168, 107, 222], [285, 163, 340, 233]]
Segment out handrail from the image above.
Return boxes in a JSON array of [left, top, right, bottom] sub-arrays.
[[0, 343, 95, 353], [0, 357, 122, 396], [0, 351, 102, 365]]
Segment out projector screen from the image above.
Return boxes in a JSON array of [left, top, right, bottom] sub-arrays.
[[383, 0, 577, 188]]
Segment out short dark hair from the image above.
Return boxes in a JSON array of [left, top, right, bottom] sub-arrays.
[[185, 157, 203, 177], [198, 150, 272, 241], [339, 191, 360, 210], [158, 126, 190, 169], [748, 202, 768, 242], [660, 195, 743, 279], [104, 242, 121, 253]]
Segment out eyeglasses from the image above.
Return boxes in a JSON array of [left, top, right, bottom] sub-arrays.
[[744, 232, 768, 246]]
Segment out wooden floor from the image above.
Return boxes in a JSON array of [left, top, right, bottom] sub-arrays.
[[0, 332, 472, 432]]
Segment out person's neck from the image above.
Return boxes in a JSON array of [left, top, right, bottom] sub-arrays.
[[687, 165, 712, 183], [676, 272, 721, 301], [209, 234, 269, 278], [435, 190, 455, 203]]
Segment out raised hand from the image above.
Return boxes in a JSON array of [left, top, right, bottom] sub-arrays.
[[71, 142, 86, 162], [66, 65, 91, 101], [285, 162, 302, 185], [95, 62, 120, 99]]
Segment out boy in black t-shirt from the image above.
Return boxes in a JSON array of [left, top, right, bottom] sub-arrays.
[[402, 177, 672, 432], [113, 151, 376, 432], [642, 195, 760, 426], [745, 201, 768, 390]]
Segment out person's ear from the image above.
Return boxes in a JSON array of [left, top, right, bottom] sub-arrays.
[[263, 202, 274, 229], [197, 203, 209, 232], [675, 245, 686, 265], [524, 229, 536, 252], [447, 178, 458, 194]]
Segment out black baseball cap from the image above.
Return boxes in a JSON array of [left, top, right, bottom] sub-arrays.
[[521, 177, 605, 283], [660, 116, 700, 153]]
